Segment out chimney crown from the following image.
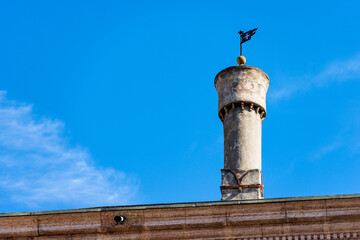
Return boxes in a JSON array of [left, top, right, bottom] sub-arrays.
[[215, 65, 269, 113]]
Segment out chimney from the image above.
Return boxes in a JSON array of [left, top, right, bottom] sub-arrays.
[[215, 39, 269, 200]]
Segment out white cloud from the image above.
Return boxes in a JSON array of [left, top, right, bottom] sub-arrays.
[[269, 53, 360, 102], [0, 91, 138, 211], [316, 54, 360, 83], [310, 141, 342, 161]]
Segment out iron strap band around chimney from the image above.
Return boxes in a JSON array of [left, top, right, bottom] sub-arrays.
[[220, 184, 264, 198], [220, 168, 264, 193], [220, 185, 263, 190]]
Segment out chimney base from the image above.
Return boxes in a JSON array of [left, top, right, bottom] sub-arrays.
[[220, 169, 263, 200]]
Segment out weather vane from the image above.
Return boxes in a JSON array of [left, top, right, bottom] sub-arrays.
[[237, 28, 258, 65]]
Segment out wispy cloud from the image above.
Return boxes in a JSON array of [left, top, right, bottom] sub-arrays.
[[0, 91, 138, 211], [310, 141, 342, 161], [269, 53, 360, 102]]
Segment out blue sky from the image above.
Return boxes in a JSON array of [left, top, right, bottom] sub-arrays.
[[0, 0, 359, 212]]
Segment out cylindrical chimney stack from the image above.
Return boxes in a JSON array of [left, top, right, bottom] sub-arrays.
[[215, 65, 269, 200]]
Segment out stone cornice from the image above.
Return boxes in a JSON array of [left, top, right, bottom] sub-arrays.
[[0, 195, 360, 239], [214, 65, 270, 86]]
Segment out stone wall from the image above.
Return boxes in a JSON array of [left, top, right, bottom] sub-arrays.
[[0, 195, 360, 239]]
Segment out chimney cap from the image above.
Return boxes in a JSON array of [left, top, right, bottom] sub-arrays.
[[214, 65, 269, 86]]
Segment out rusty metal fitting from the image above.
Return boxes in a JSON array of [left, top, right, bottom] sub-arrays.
[[219, 112, 224, 121], [250, 103, 254, 111], [220, 184, 264, 190]]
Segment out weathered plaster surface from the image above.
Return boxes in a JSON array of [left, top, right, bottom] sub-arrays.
[[215, 66, 269, 112], [223, 106, 262, 171]]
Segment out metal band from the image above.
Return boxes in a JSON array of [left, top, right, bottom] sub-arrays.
[[220, 184, 263, 190]]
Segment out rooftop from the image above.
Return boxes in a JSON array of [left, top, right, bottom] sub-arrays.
[[2, 193, 360, 217]]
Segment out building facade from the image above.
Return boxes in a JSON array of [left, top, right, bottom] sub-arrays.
[[0, 194, 360, 239]]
